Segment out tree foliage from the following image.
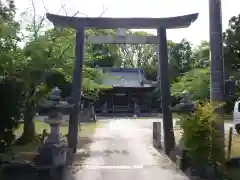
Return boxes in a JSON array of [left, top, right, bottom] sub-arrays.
[[0, 3, 115, 142], [0, 0, 27, 148], [168, 39, 193, 82], [224, 14, 240, 77], [0, 0, 22, 75], [192, 41, 210, 68], [2, 0, 240, 146], [171, 68, 210, 100], [0, 76, 27, 152], [85, 29, 120, 67]]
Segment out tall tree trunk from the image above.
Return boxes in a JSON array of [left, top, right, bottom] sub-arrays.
[[24, 101, 36, 136], [17, 100, 36, 144]]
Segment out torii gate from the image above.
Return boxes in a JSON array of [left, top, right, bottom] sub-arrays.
[[46, 13, 198, 154]]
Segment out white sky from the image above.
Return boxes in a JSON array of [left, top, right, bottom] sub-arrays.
[[15, 0, 240, 45]]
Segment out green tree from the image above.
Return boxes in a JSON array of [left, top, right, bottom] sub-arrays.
[[0, 0, 28, 149], [0, 76, 27, 152], [223, 14, 240, 77], [117, 32, 194, 82], [85, 29, 120, 67], [18, 28, 71, 142], [17, 20, 113, 141], [168, 39, 193, 82], [0, 0, 22, 75], [222, 14, 240, 113], [171, 68, 210, 100], [192, 41, 210, 68], [117, 30, 157, 80]]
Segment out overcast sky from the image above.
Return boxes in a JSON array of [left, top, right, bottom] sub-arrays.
[[15, 0, 240, 45]]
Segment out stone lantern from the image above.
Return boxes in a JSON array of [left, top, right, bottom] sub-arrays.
[[34, 87, 73, 175], [171, 90, 195, 172], [172, 90, 195, 113]]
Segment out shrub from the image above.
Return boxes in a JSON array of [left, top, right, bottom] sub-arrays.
[[0, 76, 27, 152], [179, 102, 225, 167]]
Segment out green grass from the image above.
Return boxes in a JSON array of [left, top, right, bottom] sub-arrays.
[[225, 130, 240, 158], [224, 130, 240, 179], [0, 120, 101, 162], [15, 120, 67, 137], [15, 120, 101, 137]]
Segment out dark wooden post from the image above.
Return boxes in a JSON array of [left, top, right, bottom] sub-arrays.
[[158, 27, 175, 155], [209, 0, 225, 150], [68, 27, 85, 153]]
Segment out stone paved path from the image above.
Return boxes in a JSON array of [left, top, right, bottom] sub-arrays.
[[65, 118, 189, 180]]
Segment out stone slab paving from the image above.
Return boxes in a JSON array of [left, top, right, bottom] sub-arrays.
[[65, 118, 189, 180]]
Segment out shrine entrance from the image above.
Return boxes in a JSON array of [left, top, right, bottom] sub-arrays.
[[113, 93, 128, 106], [46, 13, 198, 154]]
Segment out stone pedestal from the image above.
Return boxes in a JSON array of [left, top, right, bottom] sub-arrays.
[[35, 115, 68, 175], [44, 119, 65, 144], [174, 138, 192, 172], [153, 122, 161, 149]]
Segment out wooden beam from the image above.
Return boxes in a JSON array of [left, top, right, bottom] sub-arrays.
[[46, 13, 198, 29], [86, 35, 159, 44]]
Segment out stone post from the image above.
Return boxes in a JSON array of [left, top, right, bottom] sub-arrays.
[[153, 122, 162, 149]]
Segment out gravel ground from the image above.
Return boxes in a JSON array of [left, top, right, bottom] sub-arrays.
[[64, 118, 189, 180]]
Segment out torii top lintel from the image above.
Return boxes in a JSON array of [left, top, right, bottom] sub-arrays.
[[46, 13, 198, 29]]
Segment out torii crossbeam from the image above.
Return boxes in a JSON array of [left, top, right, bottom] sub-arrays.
[[87, 35, 159, 44], [46, 13, 198, 155], [46, 13, 198, 29]]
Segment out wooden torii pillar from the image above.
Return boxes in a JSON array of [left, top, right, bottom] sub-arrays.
[[46, 13, 198, 154]]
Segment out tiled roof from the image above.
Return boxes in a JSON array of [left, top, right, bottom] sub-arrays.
[[102, 68, 154, 88]]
